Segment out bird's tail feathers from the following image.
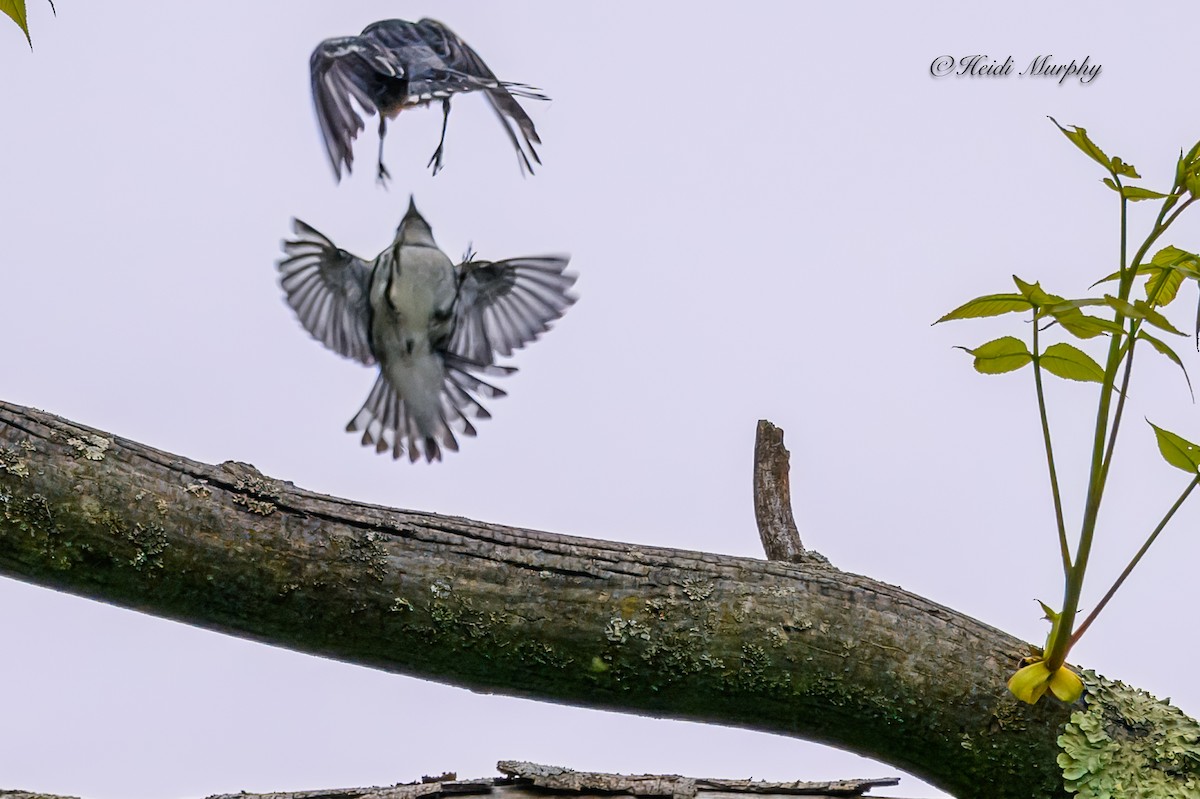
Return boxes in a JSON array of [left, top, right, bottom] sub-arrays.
[[497, 80, 550, 102], [478, 83, 544, 175], [346, 364, 511, 463]]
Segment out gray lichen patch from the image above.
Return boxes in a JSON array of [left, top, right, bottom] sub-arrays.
[[605, 616, 651, 644], [235, 475, 283, 501], [221, 462, 284, 515], [733, 643, 792, 694], [232, 495, 277, 516], [681, 576, 715, 602], [329, 531, 389, 581], [0, 445, 31, 478], [1, 491, 79, 570], [125, 522, 169, 570], [1058, 670, 1200, 797], [67, 434, 110, 461], [185, 480, 212, 498]]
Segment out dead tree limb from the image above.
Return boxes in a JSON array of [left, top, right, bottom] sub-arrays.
[[752, 420, 805, 563], [0, 399, 1073, 798]]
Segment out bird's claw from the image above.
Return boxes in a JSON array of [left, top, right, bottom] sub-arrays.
[[427, 146, 445, 176]]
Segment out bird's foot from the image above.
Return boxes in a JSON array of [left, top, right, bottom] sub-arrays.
[[376, 161, 391, 187], [426, 145, 446, 176]]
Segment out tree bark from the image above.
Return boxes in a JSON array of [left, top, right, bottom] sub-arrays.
[[0, 400, 1072, 799]]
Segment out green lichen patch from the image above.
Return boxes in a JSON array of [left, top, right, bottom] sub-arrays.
[[1058, 670, 1200, 797], [66, 434, 110, 461]]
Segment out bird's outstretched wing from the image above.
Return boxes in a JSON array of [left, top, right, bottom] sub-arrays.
[[450, 255, 576, 366], [278, 219, 376, 365], [412, 18, 548, 174], [309, 35, 405, 179]]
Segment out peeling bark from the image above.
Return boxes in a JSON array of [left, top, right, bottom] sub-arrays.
[[0, 400, 1072, 799]]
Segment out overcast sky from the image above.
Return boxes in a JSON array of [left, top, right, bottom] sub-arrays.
[[4, 3, 1200, 798]]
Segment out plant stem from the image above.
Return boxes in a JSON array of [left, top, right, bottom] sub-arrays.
[[1069, 475, 1200, 646], [1043, 180, 1198, 670], [1097, 197, 1195, 500], [1031, 317, 1071, 575], [1044, 188, 1131, 671]]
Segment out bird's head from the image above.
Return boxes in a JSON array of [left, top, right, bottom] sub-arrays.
[[395, 196, 437, 248]]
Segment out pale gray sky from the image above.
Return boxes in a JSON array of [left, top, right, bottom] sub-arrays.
[[3, 3, 1200, 798]]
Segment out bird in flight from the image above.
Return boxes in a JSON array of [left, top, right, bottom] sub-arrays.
[[278, 198, 577, 462], [310, 18, 549, 183]]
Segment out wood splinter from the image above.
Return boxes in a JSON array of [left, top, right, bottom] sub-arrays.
[[753, 419, 806, 563]]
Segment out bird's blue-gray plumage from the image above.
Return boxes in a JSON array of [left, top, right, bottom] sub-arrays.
[[310, 18, 548, 182], [278, 198, 576, 462]]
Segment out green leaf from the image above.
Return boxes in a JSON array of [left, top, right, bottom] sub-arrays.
[[1037, 600, 1060, 623], [1049, 117, 1109, 170], [957, 336, 1033, 374], [1048, 118, 1134, 177], [1012, 276, 1062, 308], [1039, 343, 1105, 382], [934, 294, 1033, 323], [1133, 299, 1185, 336], [1009, 662, 1052, 704], [1048, 666, 1084, 703], [1188, 172, 1200, 199], [1104, 294, 1141, 319], [1148, 421, 1200, 473], [1150, 246, 1200, 275], [1144, 267, 1185, 307], [1110, 156, 1141, 179], [1, 0, 30, 46], [1137, 330, 1194, 399], [1101, 179, 1169, 201], [1122, 186, 1169, 201], [1055, 314, 1125, 340], [1041, 299, 1123, 339], [1008, 661, 1053, 704]]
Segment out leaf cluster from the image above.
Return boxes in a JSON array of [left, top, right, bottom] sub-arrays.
[[936, 119, 1200, 705]]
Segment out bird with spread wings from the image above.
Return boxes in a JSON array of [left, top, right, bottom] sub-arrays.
[[277, 198, 577, 462], [310, 18, 548, 183]]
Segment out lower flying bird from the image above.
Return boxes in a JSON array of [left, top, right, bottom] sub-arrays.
[[310, 18, 548, 182], [278, 199, 576, 462]]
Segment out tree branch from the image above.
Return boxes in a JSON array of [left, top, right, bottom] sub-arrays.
[[0, 761, 902, 799], [753, 420, 806, 563], [0, 399, 1071, 799]]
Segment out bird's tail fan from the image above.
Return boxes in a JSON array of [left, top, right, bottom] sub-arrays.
[[346, 363, 512, 463]]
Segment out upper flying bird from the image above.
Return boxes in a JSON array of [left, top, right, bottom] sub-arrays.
[[277, 198, 576, 462], [309, 18, 549, 183]]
